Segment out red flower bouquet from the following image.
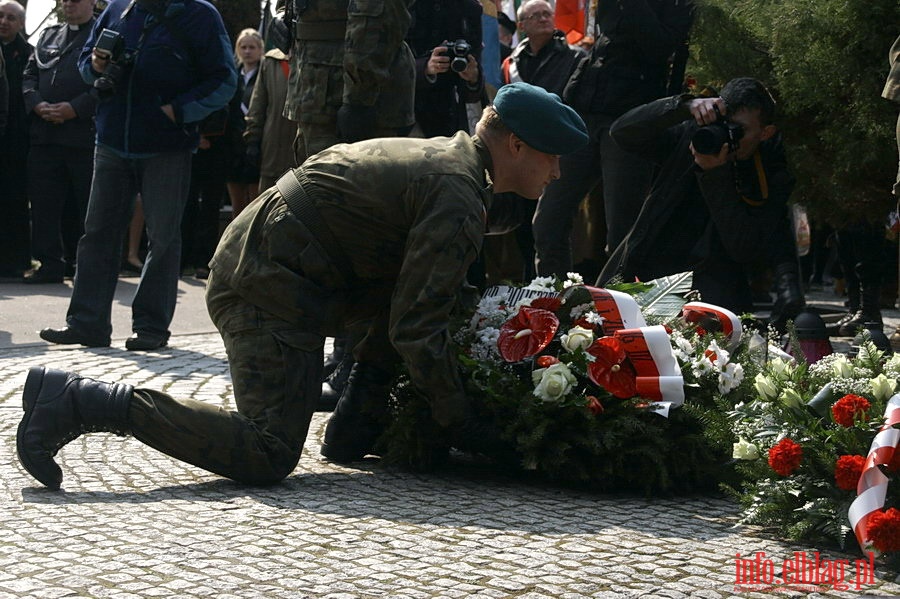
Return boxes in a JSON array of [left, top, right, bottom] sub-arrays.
[[834, 455, 866, 491], [831, 394, 871, 427], [867, 508, 900, 553], [768, 438, 803, 477]]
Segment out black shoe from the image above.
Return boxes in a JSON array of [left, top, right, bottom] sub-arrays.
[[125, 332, 169, 351], [23, 269, 64, 284], [39, 326, 110, 347], [17, 366, 132, 489]]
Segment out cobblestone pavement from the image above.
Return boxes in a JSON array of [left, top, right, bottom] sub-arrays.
[[3, 335, 900, 599]]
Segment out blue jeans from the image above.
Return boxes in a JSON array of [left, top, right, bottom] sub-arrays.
[[66, 146, 192, 341]]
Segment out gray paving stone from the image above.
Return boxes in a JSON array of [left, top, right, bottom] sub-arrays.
[[4, 333, 900, 598]]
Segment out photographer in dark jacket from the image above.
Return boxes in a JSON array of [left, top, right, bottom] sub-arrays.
[[598, 78, 800, 316], [22, 0, 99, 283], [406, 0, 484, 137]]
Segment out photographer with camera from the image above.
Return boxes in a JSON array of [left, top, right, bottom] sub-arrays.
[[407, 0, 484, 138], [597, 77, 802, 318], [39, 0, 236, 350]]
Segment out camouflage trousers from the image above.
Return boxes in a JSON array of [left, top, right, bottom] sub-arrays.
[[128, 270, 325, 484]]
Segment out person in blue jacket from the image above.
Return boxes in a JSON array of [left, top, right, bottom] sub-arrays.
[[39, 0, 237, 351]]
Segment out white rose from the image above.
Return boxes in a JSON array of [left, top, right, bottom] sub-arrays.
[[532, 362, 577, 402], [560, 326, 594, 353], [753, 373, 779, 401], [832, 355, 854, 379], [769, 357, 793, 381], [779, 387, 804, 410], [871, 374, 898, 402], [732, 438, 760, 461]]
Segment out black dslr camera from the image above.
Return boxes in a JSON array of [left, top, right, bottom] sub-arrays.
[[441, 39, 472, 73], [691, 105, 744, 155], [93, 29, 135, 97]]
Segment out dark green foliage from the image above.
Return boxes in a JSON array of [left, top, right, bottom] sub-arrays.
[[689, 0, 900, 225]]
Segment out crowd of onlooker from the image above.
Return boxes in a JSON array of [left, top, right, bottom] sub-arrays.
[[0, 0, 898, 344]]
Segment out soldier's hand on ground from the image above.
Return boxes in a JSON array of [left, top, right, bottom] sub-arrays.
[[336, 104, 376, 143]]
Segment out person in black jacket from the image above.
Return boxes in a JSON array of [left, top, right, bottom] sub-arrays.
[[533, 0, 694, 280], [406, 0, 484, 138], [22, 0, 99, 283], [0, 0, 32, 279], [597, 77, 801, 316]]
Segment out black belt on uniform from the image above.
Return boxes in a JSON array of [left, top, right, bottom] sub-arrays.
[[295, 20, 347, 41], [275, 169, 357, 285]]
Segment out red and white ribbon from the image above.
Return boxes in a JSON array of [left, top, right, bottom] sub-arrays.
[[682, 301, 742, 350], [614, 325, 685, 415], [585, 286, 647, 333], [849, 393, 900, 552]]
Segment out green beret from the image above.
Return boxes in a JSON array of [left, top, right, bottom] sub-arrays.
[[492, 82, 589, 154]]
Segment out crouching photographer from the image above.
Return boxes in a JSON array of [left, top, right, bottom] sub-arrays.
[[38, 0, 236, 351], [598, 77, 804, 325]]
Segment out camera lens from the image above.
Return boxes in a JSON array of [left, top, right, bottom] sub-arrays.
[[691, 124, 729, 155]]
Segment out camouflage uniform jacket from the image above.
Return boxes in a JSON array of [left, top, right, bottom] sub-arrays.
[[210, 132, 493, 425], [282, 0, 415, 130]]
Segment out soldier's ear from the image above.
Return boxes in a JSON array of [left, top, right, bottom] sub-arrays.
[[507, 133, 526, 157], [760, 124, 776, 142]]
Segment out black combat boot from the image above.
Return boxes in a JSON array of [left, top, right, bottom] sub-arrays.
[[827, 284, 861, 336], [769, 262, 805, 331], [321, 363, 393, 462], [16, 366, 132, 490], [838, 285, 882, 337], [318, 337, 353, 412]]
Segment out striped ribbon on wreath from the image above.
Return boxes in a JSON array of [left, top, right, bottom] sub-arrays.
[[848, 393, 900, 552]]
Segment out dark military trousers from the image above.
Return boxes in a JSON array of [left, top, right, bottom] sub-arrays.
[[127, 270, 325, 484]]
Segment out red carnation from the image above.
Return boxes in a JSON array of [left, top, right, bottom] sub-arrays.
[[586, 395, 604, 415], [497, 307, 559, 363], [530, 296, 562, 313], [768, 438, 803, 477], [867, 508, 900, 553], [586, 337, 637, 398], [831, 394, 871, 427], [834, 455, 866, 491]]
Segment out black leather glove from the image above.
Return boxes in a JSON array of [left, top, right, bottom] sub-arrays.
[[448, 416, 520, 465], [336, 104, 377, 143], [245, 142, 261, 170]]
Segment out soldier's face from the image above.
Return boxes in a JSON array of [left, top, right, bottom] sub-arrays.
[[0, 4, 24, 43], [511, 139, 561, 199]]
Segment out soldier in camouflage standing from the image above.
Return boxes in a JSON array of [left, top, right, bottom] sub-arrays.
[[16, 83, 588, 489], [282, 0, 416, 161]]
